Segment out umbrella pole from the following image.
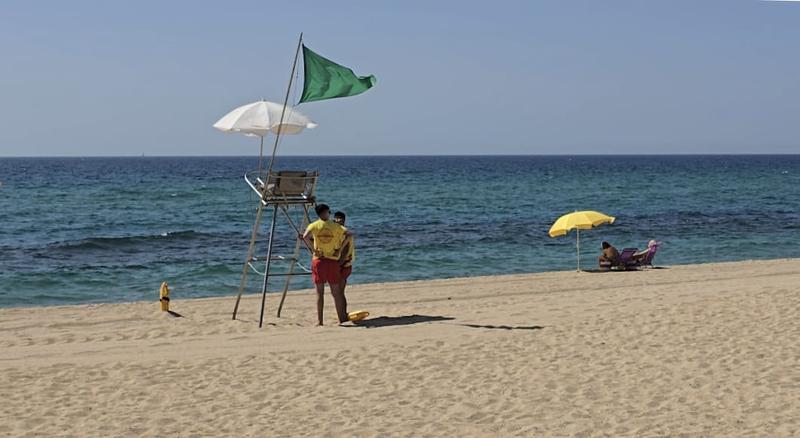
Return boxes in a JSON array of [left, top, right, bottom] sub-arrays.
[[576, 228, 581, 272], [257, 136, 264, 176]]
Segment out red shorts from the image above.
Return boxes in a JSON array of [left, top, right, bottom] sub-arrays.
[[312, 258, 341, 285], [341, 266, 352, 281]]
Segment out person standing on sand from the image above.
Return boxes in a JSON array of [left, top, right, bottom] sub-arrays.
[[333, 211, 355, 295], [303, 204, 352, 325]]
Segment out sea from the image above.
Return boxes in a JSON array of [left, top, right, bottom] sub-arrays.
[[1, 155, 798, 307]]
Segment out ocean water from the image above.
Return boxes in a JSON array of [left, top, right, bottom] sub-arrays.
[[1, 155, 798, 307]]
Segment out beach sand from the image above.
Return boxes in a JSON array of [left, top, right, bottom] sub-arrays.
[[2, 259, 799, 437]]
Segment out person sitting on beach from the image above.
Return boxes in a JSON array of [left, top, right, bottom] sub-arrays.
[[303, 204, 352, 326], [333, 211, 355, 296], [598, 241, 620, 269]]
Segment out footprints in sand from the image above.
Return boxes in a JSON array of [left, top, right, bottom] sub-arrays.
[[2, 261, 799, 436]]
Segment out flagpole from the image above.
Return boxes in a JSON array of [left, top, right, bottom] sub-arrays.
[[266, 32, 304, 177]]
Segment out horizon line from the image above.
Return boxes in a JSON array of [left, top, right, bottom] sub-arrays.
[[2, 153, 800, 159]]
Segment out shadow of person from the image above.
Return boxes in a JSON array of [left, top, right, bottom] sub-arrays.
[[166, 310, 184, 318], [583, 266, 669, 273], [460, 323, 543, 331], [352, 314, 454, 328]]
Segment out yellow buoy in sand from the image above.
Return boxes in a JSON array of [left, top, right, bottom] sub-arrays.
[[159, 282, 170, 311], [348, 310, 369, 322]]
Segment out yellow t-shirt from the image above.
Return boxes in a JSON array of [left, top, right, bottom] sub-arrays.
[[341, 234, 355, 268], [306, 219, 346, 260]]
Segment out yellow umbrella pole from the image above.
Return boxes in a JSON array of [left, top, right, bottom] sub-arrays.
[[576, 228, 581, 272]]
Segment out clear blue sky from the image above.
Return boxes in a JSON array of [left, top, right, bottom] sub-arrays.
[[1, 0, 798, 156]]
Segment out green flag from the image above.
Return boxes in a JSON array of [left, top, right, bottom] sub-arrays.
[[299, 45, 376, 103]]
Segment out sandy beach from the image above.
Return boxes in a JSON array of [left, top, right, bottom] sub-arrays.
[[1, 259, 799, 437]]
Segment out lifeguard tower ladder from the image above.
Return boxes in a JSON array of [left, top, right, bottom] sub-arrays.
[[231, 169, 319, 327]]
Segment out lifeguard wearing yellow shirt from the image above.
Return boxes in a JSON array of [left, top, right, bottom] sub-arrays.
[[303, 204, 351, 325], [333, 211, 355, 292]]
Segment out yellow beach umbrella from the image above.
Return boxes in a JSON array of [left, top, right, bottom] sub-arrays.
[[549, 211, 616, 271]]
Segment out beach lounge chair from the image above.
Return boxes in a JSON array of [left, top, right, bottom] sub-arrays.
[[622, 241, 660, 269], [616, 248, 638, 270], [635, 242, 659, 268]]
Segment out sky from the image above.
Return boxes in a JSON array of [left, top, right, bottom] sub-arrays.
[[0, 0, 798, 156]]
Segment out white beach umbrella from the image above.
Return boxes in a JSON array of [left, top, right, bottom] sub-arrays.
[[213, 100, 317, 172], [213, 100, 317, 137]]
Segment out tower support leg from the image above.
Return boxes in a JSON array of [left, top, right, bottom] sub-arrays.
[[258, 205, 280, 328], [232, 200, 266, 320], [277, 204, 312, 317]]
